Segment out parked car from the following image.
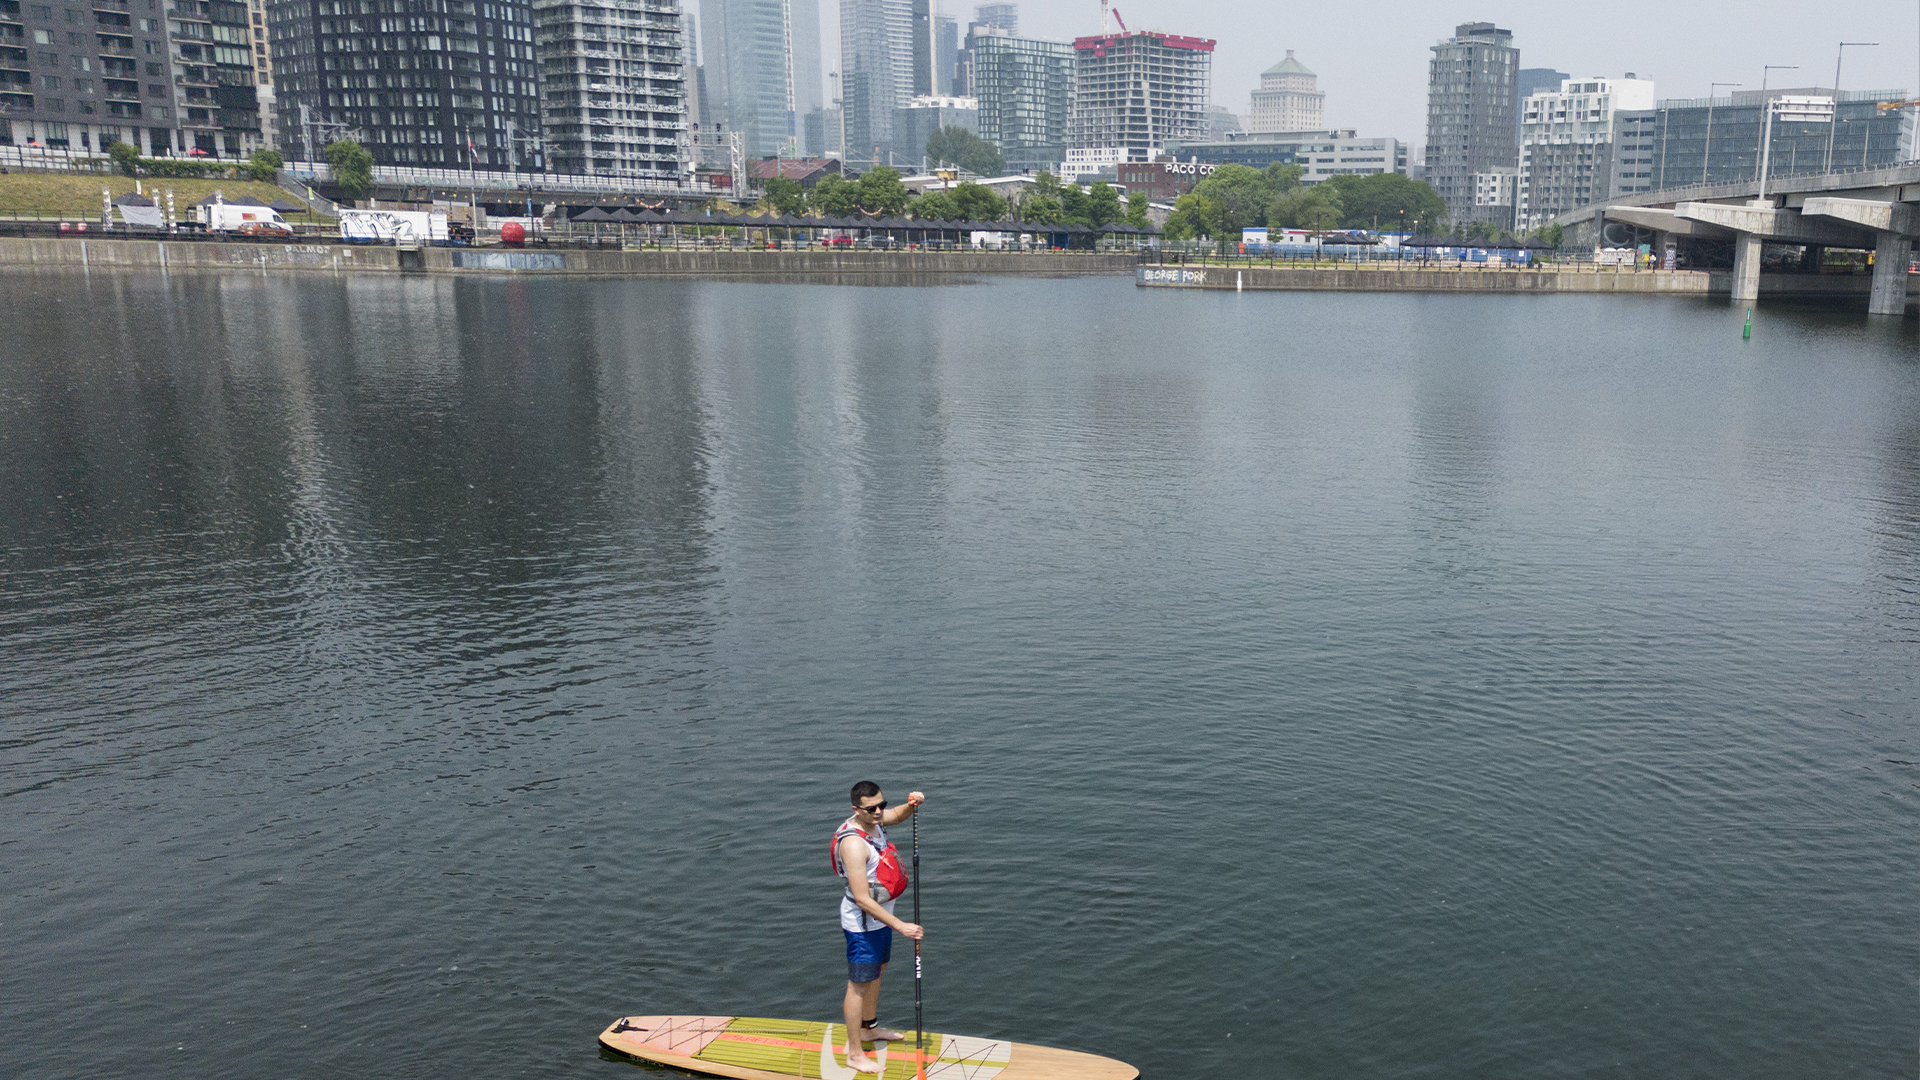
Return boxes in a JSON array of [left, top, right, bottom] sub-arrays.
[[236, 220, 293, 237]]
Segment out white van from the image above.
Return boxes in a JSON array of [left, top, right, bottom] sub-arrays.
[[203, 204, 293, 235]]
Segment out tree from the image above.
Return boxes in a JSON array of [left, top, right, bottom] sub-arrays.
[[1268, 185, 1343, 231], [1317, 172, 1446, 233], [1012, 172, 1064, 223], [1017, 191, 1062, 225], [106, 139, 141, 177], [324, 139, 373, 200], [1059, 182, 1090, 226], [925, 126, 1005, 178], [809, 173, 859, 216], [1177, 162, 1303, 235], [854, 166, 910, 214], [949, 181, 1005, 221], [1461, 218, 1498, 242], [1533, 222, 1564, 248], [1162, 191, 1220, 240], [245, 148, 284, 183], [1125, 190, 1149, 229], [1189, 164, 1264, 233], [1261, 162, 1306, 196], [1085, 181, 1122, 229], [761, 175, 808, 216], [912, 190, 958, 220]]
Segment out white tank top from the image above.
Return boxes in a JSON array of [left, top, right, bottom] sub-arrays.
[[834, 818, 897, 932]]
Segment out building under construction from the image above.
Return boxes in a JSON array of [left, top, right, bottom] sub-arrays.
[[1064, 29, 1214, 178]]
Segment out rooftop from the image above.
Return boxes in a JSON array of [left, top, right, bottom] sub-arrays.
[[1264, 50, 1314, 77]]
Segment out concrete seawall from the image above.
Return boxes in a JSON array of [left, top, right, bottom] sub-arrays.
[[1134, 262, 1909, 304], [0, 237, 1136, 277]]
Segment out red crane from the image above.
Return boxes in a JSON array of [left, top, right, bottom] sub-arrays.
[[1110, 6, 1128, 30]]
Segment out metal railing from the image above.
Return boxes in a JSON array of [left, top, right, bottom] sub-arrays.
[[1134, 247, 1723, 271], [0, 146, 728, 200], [0, 218, 1146, 256], [281, 160, 722, 199], [1554, 158, 1920, 227]]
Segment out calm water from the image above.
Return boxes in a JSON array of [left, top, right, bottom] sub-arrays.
[[2, 269, 1914, 1079]]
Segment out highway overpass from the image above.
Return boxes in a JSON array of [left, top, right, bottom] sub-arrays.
[[1555, 161, 1919, 315]]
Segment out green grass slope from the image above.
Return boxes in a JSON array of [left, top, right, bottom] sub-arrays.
[[0, 173, 316, 221]]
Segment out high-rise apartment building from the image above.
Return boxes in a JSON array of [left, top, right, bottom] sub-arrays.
[[1203, 103, 1240, 140], [170, 0, 266, 158], [1425, 20, 1518, 227], [802, 102, 839, 156], [932, 14, 955, 95], [683, 10, 706, 130], [0, 0, 186, 156], [972, 2, 1013, 33], [1607, 87, 1915, 196], [1065, 29, 1213, 177], [908, 0, 928, 96], [962, 23, 1071, 173], [1247, 50, 1322, 133], [1516, 74, 1652, 229], [702, 0, 819, 158], [269, 0, 542, 169], [840, 0, 913, 167], [1515, 66, 1564, 141], [535, 0, 686, 179], [244, 0, 279, 149], [893, 92, 973, 164]]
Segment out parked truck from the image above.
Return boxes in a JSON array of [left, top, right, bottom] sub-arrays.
[[337, 208, 449, 245]]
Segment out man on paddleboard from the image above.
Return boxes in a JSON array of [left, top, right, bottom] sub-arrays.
[[832, 781, 924, 1075]]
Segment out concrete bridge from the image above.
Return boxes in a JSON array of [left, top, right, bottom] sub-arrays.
[[1556, 161, 1919, 315]]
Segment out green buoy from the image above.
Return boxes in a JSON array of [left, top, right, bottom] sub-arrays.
[[1742, 308, 1752, 341]]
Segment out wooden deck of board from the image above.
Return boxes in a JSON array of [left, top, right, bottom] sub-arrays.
[[598, 1015, 1137, 1080]]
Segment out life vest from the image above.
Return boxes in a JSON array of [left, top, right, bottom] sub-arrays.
[[830, 818, 909, 903]]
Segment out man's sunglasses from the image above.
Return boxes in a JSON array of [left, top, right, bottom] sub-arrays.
[[856, 800, 888, 813]]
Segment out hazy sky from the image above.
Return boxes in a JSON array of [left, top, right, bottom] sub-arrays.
[[744, 0, 1917, 146]]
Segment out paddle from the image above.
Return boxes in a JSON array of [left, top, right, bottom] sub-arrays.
[[913, 803, 924, 1080]]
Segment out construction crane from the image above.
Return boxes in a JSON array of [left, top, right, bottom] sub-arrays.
[[1874, 99, 1919, 110], [1098, 0, 1127, 33], [1110, 6, 1127, 31]]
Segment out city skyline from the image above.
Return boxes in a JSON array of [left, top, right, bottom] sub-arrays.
[[747, 0, 1913, 149]]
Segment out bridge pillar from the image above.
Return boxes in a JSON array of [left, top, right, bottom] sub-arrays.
[[1731, 231, 1763, 302], [1869, 231, 1912, 316]]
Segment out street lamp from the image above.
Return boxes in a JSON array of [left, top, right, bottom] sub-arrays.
[[1703, 82, 1741, 183], [1824, 42, 1877, 173], [506, 119, 544, 226], [1752, 65, 1797, 187]]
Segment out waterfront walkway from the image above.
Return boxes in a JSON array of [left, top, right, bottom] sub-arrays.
[[1134, 260, 1914, 312], [0, 236, 1137, 278]]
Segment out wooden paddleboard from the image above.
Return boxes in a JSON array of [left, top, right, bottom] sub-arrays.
[[598, 1015, 1138, 1080]]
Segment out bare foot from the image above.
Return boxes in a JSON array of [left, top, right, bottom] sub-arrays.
[[861, 1025, 907, 1042], [846, 1049, 883, 1074]]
